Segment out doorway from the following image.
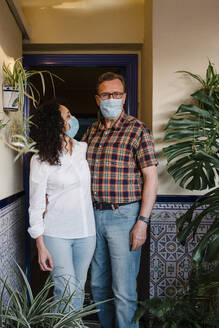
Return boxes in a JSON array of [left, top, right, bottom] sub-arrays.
[[23, 54, 138, 117], [23, 53, 150, 325], [23, 53, 139, 297], [28, 65, 126, 140]]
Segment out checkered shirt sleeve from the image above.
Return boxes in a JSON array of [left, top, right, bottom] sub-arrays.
[[134, 126, 158, 169]]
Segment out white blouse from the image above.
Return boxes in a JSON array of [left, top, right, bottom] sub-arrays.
[[28, 140, 96, 239]]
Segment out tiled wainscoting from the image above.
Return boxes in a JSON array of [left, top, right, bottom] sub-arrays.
[[0, 192, 26, 299], [150, 196, 213, 299], [0, 191, 214, 312]]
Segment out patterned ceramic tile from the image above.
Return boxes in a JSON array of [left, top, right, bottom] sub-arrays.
[[0, 195, 26, 303], [0, 193, 215, 309], [150, 199, 214, 298]]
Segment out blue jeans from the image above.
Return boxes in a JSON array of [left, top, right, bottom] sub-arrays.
[[44, 235, 96, 311], [91, 202, 141, 328]]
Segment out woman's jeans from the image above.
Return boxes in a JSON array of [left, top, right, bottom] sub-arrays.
[[44, 235, 96, 311], [91, 202, 141, 328]]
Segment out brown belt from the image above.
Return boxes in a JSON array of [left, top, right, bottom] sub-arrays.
[[93, 201, 139, 210]]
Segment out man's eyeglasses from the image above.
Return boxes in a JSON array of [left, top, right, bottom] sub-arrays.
[[98, 92, 124, 100]]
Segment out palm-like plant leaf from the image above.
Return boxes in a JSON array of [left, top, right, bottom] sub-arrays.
[[163, 89, 219, 191], [133, 263, 219, 327], [176, 187, 219, 264], [163, 61, 219, 266], [193, 226, 219, 264]]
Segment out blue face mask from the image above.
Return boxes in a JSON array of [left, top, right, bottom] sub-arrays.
[[65, 116, 79, 139], [100, 98, 123, 119]]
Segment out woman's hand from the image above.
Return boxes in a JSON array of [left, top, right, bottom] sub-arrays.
[[36, 236, 53, 271]]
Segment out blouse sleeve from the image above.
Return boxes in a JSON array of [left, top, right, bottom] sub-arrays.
[[28, 155, 49, 239]]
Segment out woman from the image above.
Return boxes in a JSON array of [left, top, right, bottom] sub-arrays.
[[28, 100, 96, 311]]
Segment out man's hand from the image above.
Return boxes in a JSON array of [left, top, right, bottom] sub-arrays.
[[129, 165, 157, 251], [130, 220, 147, 251]]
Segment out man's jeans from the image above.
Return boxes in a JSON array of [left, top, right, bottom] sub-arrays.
[[44, 235, 96, 311], [91, 202, 141, 328]]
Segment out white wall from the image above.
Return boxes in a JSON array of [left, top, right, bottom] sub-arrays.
[[0, 0, 23, 199], [153, 0, 219, 195]]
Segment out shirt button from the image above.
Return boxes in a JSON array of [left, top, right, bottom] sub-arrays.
[[94, 192, 97, 195]]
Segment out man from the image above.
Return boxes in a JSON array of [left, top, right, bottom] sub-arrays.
[[82, 72, 158, 328]]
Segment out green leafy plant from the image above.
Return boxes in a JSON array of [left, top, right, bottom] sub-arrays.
[[2, 58, 61, 111], [163, 61, 219, 265], [134, 61, 219, 328], [176, 187, 219, 265], [163, 63, 219, 191], [1, 58, 63, 159], [0, 263, 104, 327], [133, 264, 219, 328], [0, 114, 38, 160], [0, 119, 9, 131]]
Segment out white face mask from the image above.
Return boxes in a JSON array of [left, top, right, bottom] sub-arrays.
[[100, 98, 123, 119]]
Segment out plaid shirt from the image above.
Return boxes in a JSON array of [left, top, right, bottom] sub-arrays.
[[82, 111, 158, 204]]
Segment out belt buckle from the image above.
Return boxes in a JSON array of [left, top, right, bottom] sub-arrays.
[[94, 202, 119, 210], [112, 203, 119, 210]]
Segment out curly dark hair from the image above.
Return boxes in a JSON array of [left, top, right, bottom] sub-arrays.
[[30, 100, 65, 165]]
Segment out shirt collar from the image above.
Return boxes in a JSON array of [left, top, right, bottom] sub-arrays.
[[98, 110, 127, 131]]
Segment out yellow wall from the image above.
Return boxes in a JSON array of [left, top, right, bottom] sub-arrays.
[[20, 0, 145, 127], [20, 0, 144, 44], [141, 0, 152, 130], [21, 0, 144, 123], [0, 0, 23, 199], [153, 0, 219, 195], [21, 0, 219, 196]]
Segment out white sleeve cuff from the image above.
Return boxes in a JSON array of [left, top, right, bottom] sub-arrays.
[[27, 222, 45, 239]]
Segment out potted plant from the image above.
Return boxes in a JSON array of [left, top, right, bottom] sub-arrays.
[[1, 58, 62, 158], [2, 58, 60, 111], [2, 85, 19, 110]]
